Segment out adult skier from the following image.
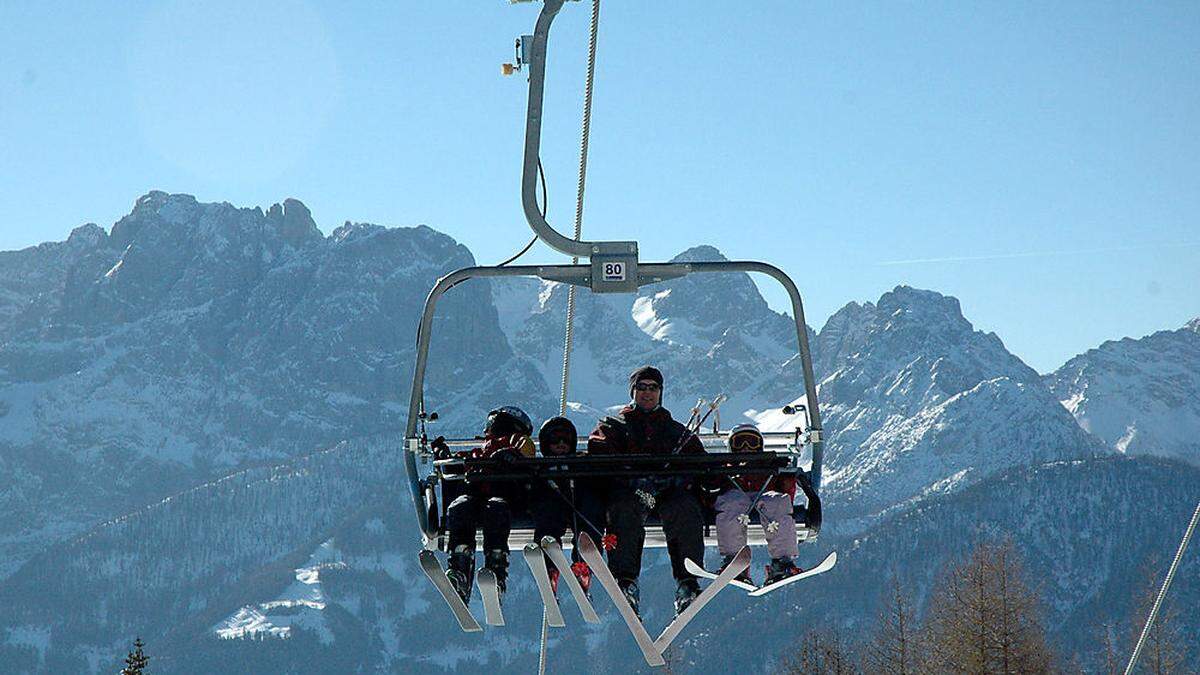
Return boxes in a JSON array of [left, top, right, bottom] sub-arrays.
[[529, 415, 604, 595], [588, 366, 707, 617], [715, 424, 803, 584], [436, 406, 536, 604]]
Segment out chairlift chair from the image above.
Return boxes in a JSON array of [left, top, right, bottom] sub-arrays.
[[402, 0, 832, 661]]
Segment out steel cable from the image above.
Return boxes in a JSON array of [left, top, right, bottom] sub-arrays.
[[1125, 499, 1200, 674], [544, 3, 601, 674]]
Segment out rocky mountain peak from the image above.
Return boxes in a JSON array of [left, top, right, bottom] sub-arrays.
[[66, 223, 108, 248], [816, 286, 1025, 389], [669, 245, 728, 263], [1047, 317, 1200, 464], [876, 285, 973, 335], [639, 245, 783, 345], [331, 220, 380, 243], [265, 198, 320, 246]]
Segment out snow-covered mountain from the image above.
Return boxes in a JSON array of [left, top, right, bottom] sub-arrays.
[[0, 192, 544, 578], [1047, 318, 1200, 465], [0, 192, 1186, 673], [801, 287, 1107, 526], [489, 244, 810, 432]]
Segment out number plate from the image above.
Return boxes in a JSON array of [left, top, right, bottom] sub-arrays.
[[602, 261, 626, 281]]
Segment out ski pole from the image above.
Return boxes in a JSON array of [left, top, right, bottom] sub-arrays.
[[541, 475, 605, 539], [727, 475, 773, 521]]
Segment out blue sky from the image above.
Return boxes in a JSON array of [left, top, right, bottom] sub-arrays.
[[1, 1, 1197, 372]]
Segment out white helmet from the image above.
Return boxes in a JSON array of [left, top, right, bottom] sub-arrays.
[[727, 423, 764, 453]]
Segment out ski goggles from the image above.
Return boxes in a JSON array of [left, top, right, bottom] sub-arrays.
[[729, 433, 764, 452]]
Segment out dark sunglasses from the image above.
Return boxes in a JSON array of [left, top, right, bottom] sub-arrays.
[[729, 434, 763, 452], [633, 382, 661, 392], [545, 435, 575, 447]]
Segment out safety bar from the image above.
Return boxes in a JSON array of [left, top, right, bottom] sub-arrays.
[[442, 452, 791, 482]]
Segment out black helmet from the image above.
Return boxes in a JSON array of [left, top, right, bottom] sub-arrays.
[[538, 416, 578, 456], [485, 406, 533, 438]]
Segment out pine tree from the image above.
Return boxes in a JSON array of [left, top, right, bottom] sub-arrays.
[[121, 637, 149, 675], [923, 540, 1053, 674], [864, 576, 923, 674], [1097, 621, 1121, 675], [784, 628, 859, 675]]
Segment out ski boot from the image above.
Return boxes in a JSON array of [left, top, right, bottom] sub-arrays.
[[446, 547, 475, 605], [674, 577, 701, 616], [484, 549, 509, 597], [721, 553, 753, 585], [618, 578, 641, 618], [765, 556, 803, 585], [571, 561, 592, 599]]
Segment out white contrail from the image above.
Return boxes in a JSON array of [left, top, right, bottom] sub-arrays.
[[879, 241, 1200, 266]]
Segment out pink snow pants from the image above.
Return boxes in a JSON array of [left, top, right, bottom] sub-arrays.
[[714, 490, 798, 559]]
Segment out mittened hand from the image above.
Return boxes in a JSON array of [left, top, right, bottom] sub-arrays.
[[431, 435, 451, 459]]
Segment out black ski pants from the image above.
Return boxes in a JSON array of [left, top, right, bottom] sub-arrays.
[[530, 479, 606, 564], [605, 484, 704, 583], [446, 492, 511, 553]]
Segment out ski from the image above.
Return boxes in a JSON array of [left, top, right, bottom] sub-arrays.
[[683, 558, 758, 593], [747, 550, 837, 597], [522, 543, 566, 628], [654, 545, 750, 652], [541, 536, 599, 624], [576, 532, 666, 667], [478, 567, 505, 626], [418, 550, 482, 633]]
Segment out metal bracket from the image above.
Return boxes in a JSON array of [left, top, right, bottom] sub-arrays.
[[588, 241, 639, 293], [516, 0, 638, 269]]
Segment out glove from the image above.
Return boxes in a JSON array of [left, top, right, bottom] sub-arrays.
[[494, 448, 521, 466], [431, 436, 451, 460]]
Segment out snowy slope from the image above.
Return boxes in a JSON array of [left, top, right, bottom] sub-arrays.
[[214, 540, 345, 644], [1047, 318, 1200, 465]]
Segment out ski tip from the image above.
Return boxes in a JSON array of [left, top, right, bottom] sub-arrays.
[[684, 558, 708, 576], [539, 535, 557, 548], [576, 531, 595, 551], [523, 542, 541, 553]]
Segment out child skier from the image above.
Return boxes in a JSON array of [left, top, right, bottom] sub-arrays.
[[714, 423, 804, 585], [529, 416, 605, 596], [436, 406, 536, 604]]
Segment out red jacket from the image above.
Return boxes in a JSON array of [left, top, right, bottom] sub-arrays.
[[731, 469, 797, 499]]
